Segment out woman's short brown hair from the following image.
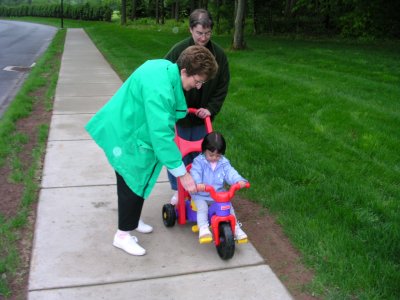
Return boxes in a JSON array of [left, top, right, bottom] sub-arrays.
[[176, 45, 218, 81]]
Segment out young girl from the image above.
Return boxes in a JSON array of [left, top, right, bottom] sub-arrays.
[[190, 131, 248, 242]]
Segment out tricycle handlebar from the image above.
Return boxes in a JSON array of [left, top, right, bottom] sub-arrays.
[[185, 108, 213, 134], [199, 182, 250, 203], [187, 108, 198, 114]]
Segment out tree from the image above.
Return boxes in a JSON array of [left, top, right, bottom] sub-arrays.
[[121, 0, 127, 25], [155, 0, 159, 23], [284, 0, 296, 18], [232, 0, 245, 49], [154, 0, 165, 24], [200, 0, 208, 9], [189, 0, 195, 12], [160, 0, 165, 24], [253, 0, 277, 34], [174, 0, 179, 21], [169, 0, 180, 20], [214, 0, 220, 33], [131, 0, 137, 20]]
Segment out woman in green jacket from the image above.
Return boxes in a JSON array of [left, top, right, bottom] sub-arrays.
[[165, 9, 230, 204], [85, 45, 218, 256]]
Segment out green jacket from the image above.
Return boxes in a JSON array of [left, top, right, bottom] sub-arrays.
[[85, 60, 187, 199], [165, 37, 230, 127]]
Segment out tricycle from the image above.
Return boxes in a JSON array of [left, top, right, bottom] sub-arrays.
[[162, 108, 250, 260]]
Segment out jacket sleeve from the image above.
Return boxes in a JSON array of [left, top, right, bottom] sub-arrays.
[[223, 160, 247, 186], [189, 156, 203, 184], [141, 84, 186, 177]]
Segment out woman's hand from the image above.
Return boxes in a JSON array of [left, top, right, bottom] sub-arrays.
[[179, 173, 197, 194], [196, 183, 206, 192], [196, 108, 211, 119]]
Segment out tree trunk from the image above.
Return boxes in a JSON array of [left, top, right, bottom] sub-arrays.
[[215, 0, 220, 33], [156, 0, 159, 24], [160, 0, 165, 24], [253, 0, 260, 34], [175, 0, 179, 21], [121, 0, 127, 25], [285, 0, 297, 18], [131, 0, 137, 20], [232, 0, 246, 49], [253, 0, 273, 34], [202, 0, 208, 10], [190, 0, 195, 12]]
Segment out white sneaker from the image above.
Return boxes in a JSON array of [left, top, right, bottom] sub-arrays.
[[135, 219, 153, 233], [113, 233, 146, 256], [170, 191, 178, 205], [199, 225, 212, 243], [235, 224, 248, 240]]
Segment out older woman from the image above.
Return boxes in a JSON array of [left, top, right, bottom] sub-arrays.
[[86, 45, 218, 256]]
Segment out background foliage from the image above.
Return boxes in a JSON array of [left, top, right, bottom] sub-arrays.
[[0, 3, 112, 20], [1, 0, 399, 38]]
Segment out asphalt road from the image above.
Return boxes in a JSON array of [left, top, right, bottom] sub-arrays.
[[0, 20, 57, 118]]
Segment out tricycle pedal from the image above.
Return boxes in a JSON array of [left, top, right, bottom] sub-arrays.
[[191, 225, 199, 233], [236, 238, 248, 244], [199, 236, 213, 244]]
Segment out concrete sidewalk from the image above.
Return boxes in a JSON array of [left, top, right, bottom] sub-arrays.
[[27, 28, 293, 299]]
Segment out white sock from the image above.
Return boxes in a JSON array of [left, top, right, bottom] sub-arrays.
[[116, 230, 130, 239]]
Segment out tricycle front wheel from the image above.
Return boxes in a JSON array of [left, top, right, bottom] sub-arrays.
[[216, 222, 235, 260]]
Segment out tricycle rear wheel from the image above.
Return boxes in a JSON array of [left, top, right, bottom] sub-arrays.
[[216, 222, 235, 260], [162, 204, 176, 227]]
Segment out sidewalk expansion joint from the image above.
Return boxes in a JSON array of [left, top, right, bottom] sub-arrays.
[[40, 184, 116, 190], [47, 138, 93, 142], [52, 112, 95, 115], [28, 262, 267, 293]]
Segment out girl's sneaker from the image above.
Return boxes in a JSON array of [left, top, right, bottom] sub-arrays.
[[235, 224, 248, 241], [199, 225, 213, 244]]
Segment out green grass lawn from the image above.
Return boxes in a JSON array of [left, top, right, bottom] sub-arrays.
[[3, 17, 400, 299]]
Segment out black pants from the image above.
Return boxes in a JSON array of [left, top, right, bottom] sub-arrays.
[[116, 172, 144, 231]]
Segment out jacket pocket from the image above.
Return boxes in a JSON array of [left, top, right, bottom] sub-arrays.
[[127, 139, 157, 195], [133, 139, 157, 169]]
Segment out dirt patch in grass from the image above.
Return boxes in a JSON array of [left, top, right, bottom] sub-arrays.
[[233, 197, 318, 300], [0, 92, 51, 300]]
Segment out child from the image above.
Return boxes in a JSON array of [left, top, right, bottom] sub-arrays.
[[190, 131, 248, 242]]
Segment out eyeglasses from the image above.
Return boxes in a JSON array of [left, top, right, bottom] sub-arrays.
[[193, 76, 207, 86], [195, 30, 212, 38]]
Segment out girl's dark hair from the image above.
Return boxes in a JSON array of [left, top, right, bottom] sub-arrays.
[[201, 132, 226, 155]]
